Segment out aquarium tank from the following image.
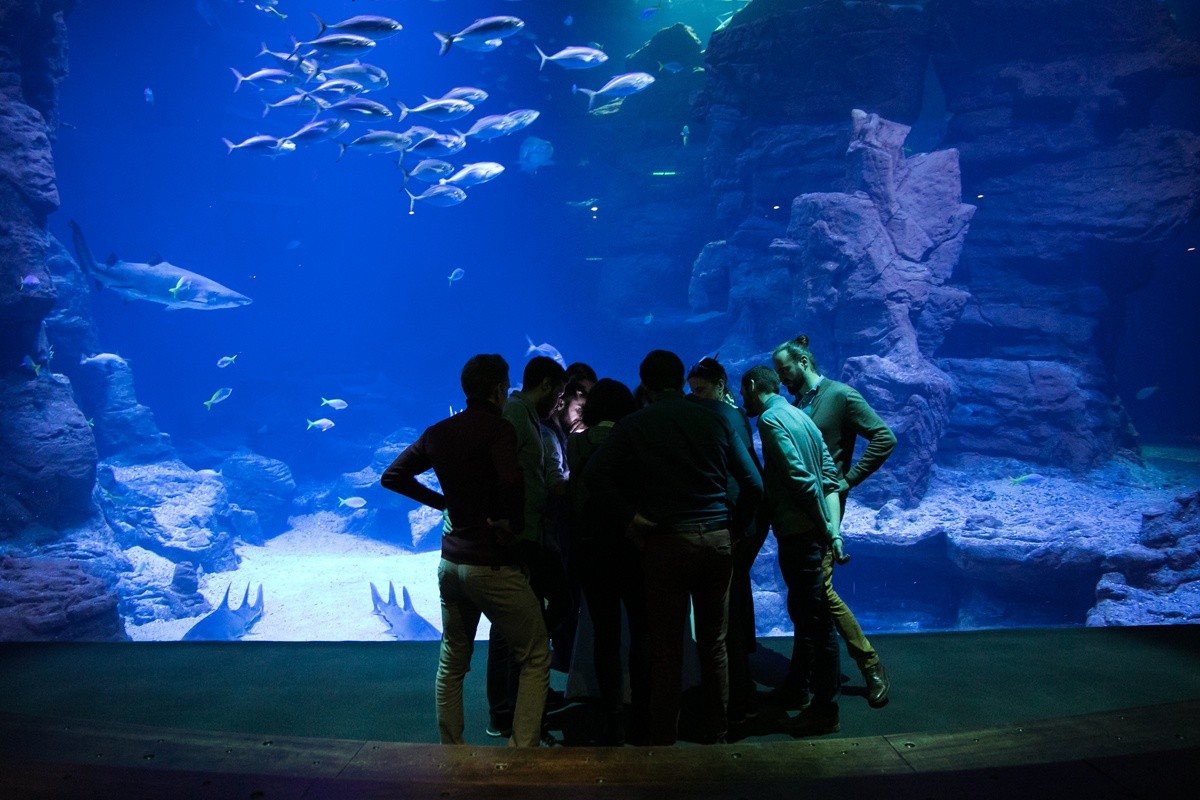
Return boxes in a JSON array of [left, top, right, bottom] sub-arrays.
[[1, 0, 1198, 643]]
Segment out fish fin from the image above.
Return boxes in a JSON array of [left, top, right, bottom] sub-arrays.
[[222, 138, 235, 155], [230, 67, 245, 92], [105, 253, 118, 266], [219, 584, 231, 609], [253, 585, 263, 612], [69, 220, 97, 276], [262, 101, 271, 118], [147, 253, 162, 265], [576, 87, 598, 111], [240, 583, 250, 609], [370, 582, 384, 612], [311, 11, 327, 37], [406, 188, 416, 215], [336, 142, 347, 162], [434, 32, 454, 56], [257, 42, 270, 59], [402, 586, 414, 612], [204, 399, 213, 410], [393, 100, 408, 123], [534, 44, 549, 71], [387, 581, 397, 607]]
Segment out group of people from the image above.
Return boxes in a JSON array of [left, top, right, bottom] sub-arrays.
[[381, 335, 896, 747]]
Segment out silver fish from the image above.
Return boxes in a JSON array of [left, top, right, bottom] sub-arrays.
[[440, 162, 505, 188], [322, 397, 349, 410], [256, 44, 322, 80], [573, 72, 655, 110], [406, 133, 466, 160], [502, 109, 540, 133], [230, 67, 300, 92], [460, 114, 519, 140], [338, 129, 413, 160], [405, 159, 456, 183], [222, 134, 296, 156], [312, 13, 402, 40], [283, 118, 350, 146], [435, 16, 524, 56], [327, 97, 392, 119], [307, 418, 336, 431], [204, 387, 233, 410], [312, 78, 364, 97], [322, 60, 389, 89], [396, 97, 474, 123], [525, 336, 566, 367], [406, 185, 468, 214], [262, 91, 329, 117], [534, 45, 608, 71], [442, 86, 488, 103], [70, 221, 252, 311], [293, 33, 377, 58]]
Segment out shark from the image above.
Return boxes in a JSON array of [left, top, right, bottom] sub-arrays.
[[181, 583, 264, 641], [69, 220, 253, 310], [370, 582, 441, 641]]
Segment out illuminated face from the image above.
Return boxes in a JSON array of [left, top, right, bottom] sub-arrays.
[[687, 375, 723, 401], [773, 352, 802, 392]]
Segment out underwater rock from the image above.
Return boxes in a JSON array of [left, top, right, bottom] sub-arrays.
[[1088, 491, 1200, 625], [116, 549, 212, 626], [0, 555, 127, 641], [98, 460, 239, 572], [73, 355, 173, 463], [0, 371, 97, 533], [217, 450, 296, 537]]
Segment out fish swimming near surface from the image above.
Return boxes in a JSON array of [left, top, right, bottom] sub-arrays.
[[321, 397, 348, 410], [291, 32, 377, 59], [518, 137, 554, 173], [573, 72, 655, 110], [534, 45, 609, 70], [69, 221, 252, 310], [435, 16, 525, 56], [370, 582, 441, 641], [525, 335, 566, 367], [182, 584, 264, 641]]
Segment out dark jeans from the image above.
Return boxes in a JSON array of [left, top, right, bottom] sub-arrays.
[[578, 535, 649, 742], [776, 534, 840, 710], [642, 527, 733, 745]]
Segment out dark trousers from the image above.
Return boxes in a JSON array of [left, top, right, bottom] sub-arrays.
[[642, 527, 733, 745], [776, 534, 840, 710], [578, 535, 649, 743]]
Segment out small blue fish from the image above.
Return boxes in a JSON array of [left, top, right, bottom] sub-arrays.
[[681, 124, 690, 147], [216, 354, 238, 368], [21, 355, 41, 377], [659, 61, 684, 74], [641, 7, 658, 21], [1009, 473, 1045, 485], [20, 273, 40, 290], [143, 87, 154, 105], [448, 268, 465, 286], [1135, 386, 1158, 400], [204, 387, 233, 410]]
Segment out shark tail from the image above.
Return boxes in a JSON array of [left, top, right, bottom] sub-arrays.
[[535, 44, 549, 71], [311, 11, 328, 37], [434, 32, 454, 56]]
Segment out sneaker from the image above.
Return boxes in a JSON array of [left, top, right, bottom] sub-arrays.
[[485, 724, 512, 738]]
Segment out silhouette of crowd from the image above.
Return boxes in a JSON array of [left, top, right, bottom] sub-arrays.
[[382, 336, 896, 747]]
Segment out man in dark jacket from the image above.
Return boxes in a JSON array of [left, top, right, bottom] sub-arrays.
[[587, 350, 763, 745], [381, 354, 550, 747]]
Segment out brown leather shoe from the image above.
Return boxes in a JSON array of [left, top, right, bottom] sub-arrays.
[[863, 663, 890, 708]]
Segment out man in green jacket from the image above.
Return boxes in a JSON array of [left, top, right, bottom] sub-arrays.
[[742, 365, 845, 735], [773, 335, 897, 708]]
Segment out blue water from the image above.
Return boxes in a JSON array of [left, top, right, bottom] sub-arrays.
[[52, 0, 739, 479]]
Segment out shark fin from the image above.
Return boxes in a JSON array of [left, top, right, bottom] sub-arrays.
[[105, 253, 119, 267], [370, 582, 384, 612], [387, 581, 398, 607], [147, 253, 163, 266], [218, 584, 231, 609], [402, 586, 414, 611]]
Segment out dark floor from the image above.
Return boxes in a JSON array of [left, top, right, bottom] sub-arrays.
[[2, 626, 1200, 798]]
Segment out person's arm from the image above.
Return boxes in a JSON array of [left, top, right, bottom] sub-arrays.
[[380, 434, 445, 510], [819, 440, 846, 561], [844, 387, 897, 488], [726, 424, 764, 536], [490, 419, 525, 535]]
